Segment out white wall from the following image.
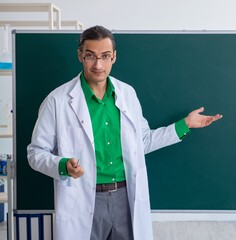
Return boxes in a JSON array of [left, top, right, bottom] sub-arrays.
[[53, 0, 236, 30], [0, 0, 236, 30]]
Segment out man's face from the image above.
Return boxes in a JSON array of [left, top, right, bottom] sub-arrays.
[[78, 38, 116, 86]]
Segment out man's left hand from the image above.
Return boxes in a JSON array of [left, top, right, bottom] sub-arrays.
[[185, 107, 223, 128]]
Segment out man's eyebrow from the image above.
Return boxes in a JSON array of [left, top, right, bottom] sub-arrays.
[[84, 49, 112, 54]]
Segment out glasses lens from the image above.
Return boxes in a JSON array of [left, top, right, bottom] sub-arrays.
[[83, 54, 113, 63]]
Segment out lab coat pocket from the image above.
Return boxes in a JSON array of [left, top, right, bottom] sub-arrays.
[[136, 167, 150, 203], [55, 183, 77, 221], [59, 126, 84, 155]]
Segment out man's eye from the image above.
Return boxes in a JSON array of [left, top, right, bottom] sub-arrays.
[[86, 54, 95, 58], [102, 54, 111, 59]]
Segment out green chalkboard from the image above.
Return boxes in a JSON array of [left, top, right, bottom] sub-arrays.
[[14, 31, 234, 211]]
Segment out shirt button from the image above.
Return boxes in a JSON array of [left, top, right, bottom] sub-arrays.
[[107, 141, 110, 145], [110, 162, 113, 165], [105, 122, 109, 125], [112, 178, 115, 181]]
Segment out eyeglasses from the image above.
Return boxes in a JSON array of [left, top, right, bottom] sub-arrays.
[[83, 53, 114, 63]]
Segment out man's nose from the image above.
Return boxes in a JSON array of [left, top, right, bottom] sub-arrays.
[[93, 58, 103, 67]]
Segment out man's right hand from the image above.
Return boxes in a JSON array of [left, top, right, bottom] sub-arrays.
[[66, 158, 84, 179]]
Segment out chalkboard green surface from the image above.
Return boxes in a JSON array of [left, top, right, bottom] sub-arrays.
[[14, 31, 233, 211]]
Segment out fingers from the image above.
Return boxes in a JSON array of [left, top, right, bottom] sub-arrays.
[[193, 107, 223, 121], [186, 107, 222, 128], [207, 114, 223, 123], [66, 158, 84, 179], [215, 114, 223, 120], [69, 165, 84, 179], [212, 114, 223, 123], [195, 106, 204, 114], [203, 113, 223, 127], [69, 158, 79, 167]]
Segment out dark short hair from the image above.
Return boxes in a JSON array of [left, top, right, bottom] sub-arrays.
[[78, 25, 116, 51]]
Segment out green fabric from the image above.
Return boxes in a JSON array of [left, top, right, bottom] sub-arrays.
[[175, 118, 191, 140], [58, 158, 70, 176], [59, 74, 190, 177], [81, 73, 125, 184]]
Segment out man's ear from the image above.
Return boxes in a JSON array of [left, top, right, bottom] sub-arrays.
[[78, 49, 83, 63], [112, 50, 117, 64]]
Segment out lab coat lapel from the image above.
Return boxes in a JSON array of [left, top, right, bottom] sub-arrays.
[[69, 77, 94, 145], [112, 80, 137, 132]]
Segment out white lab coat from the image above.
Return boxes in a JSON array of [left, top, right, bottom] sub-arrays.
[[27, 73, 181, 240]]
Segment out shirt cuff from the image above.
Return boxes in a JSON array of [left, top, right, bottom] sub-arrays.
[[175, 118, 191, 140], [59, 158, 70, 176]]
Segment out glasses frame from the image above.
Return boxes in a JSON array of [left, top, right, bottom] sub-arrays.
[[82, 52, 114, 63]]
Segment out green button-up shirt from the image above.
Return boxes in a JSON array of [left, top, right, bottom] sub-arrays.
[[58, 74, 190, 180], [81, 73, 125, 184]]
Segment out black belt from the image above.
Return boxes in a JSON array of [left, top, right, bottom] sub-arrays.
[[96, 180, 126, 192]]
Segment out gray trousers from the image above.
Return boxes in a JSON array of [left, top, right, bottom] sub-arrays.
[[90, 187, 134, 240]]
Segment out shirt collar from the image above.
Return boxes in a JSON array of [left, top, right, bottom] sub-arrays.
[[80, 72, 115, 102]]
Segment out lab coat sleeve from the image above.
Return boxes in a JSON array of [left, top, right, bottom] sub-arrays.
[[27, 96, 63, 180], [118, 82, 181, 155], [136, 99, 181, 154]]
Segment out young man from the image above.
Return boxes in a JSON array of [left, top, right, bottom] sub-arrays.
[[27, 26, 222, 240]]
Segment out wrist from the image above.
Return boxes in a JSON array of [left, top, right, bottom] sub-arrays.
[[184, 117, 191, 128]]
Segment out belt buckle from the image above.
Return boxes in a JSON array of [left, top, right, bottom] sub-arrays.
[[108, 182, 117, 192]]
